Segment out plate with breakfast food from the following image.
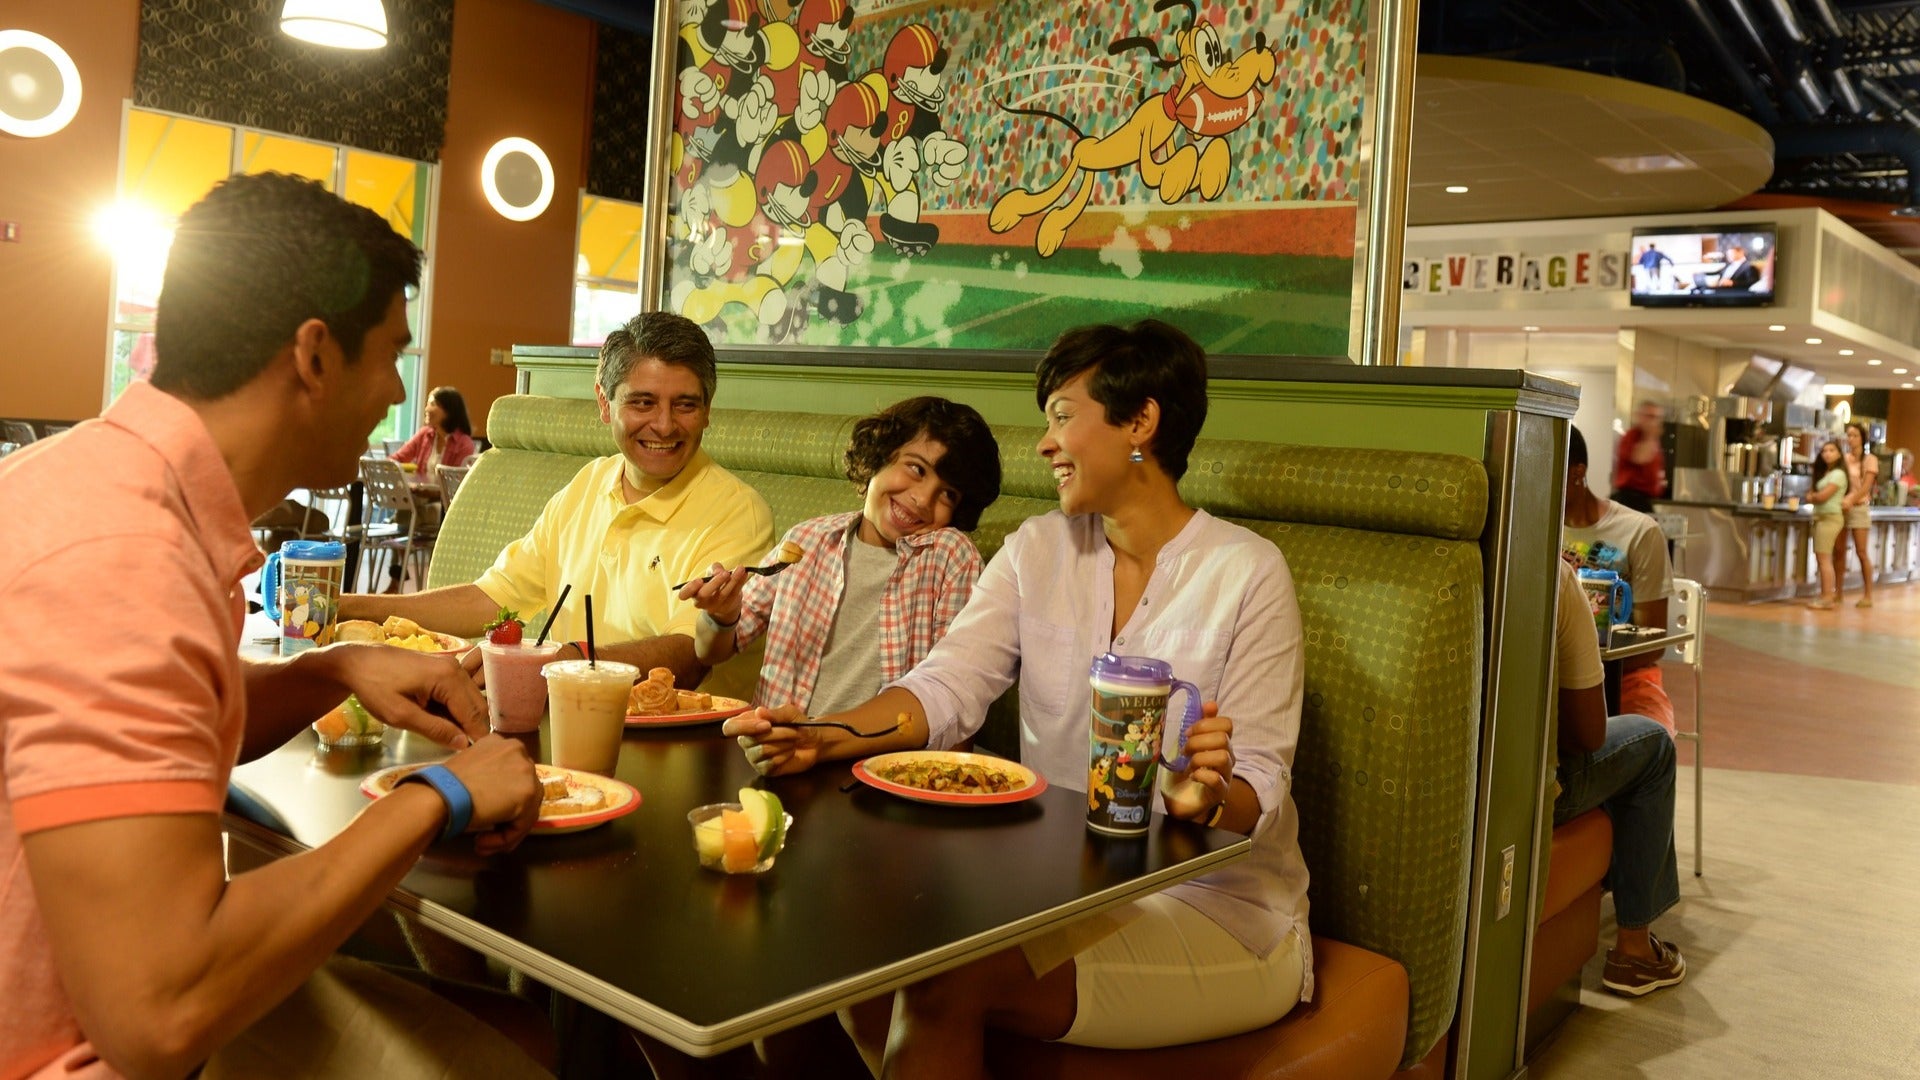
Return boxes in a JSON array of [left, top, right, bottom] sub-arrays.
[[850, 750, 1045, 806], [362, 763, 641, 834], [335, 616, 468, 656], [625, 666, 750, 726]]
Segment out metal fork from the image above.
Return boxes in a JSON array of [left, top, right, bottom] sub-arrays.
[[671, 562, 797, 591], [774, 719, 903, 739]]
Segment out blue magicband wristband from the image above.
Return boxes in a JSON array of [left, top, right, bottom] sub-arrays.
[[396, 764, 472, 843]]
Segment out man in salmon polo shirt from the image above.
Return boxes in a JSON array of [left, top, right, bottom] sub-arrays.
[[0, 174, 550, 1080]]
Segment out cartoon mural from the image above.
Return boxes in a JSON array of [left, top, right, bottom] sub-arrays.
[[990, 0, 1278, 257], [660, 0, 1367, 356]]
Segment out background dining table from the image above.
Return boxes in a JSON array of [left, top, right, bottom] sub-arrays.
[[223, 705, 1251, 1057]]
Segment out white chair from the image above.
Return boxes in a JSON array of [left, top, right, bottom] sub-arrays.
[[359, 459, 436, 592], [1654, 511, 1693, 576], [436, 463, 471, 505], [1669, 576, 1706, 876], [3, 420, 37, 445]]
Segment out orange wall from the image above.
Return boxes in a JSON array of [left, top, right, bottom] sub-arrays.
[[0, 0, 138, 421], [1888, 390, 1920, 462], [0, 0, 593, 433], [430, 0, 595, 436]]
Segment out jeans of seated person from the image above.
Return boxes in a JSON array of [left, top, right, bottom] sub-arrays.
[[1620, 666, 1674, 735], [1553, 713, 1680, 930]]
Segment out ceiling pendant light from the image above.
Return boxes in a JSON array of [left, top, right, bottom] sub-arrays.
[[280, 0, 389, 50]]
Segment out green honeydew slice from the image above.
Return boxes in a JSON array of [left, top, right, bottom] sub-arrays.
[[738, 787, 785, 861]]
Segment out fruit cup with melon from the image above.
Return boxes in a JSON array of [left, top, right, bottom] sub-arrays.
[[689, 788, 790, 873], [313, 695, 384, 748]]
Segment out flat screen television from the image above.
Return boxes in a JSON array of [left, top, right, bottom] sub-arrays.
[[1628, 224, 1777, 307]]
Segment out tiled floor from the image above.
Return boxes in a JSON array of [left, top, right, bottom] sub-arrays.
[[1529, 580, 1920, 1078], [1665, 585, 1920, 784]]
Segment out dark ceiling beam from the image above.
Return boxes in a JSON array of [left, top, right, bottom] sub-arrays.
[[1772, 123, 1920, 207], [1679, 0, 1785, 122]]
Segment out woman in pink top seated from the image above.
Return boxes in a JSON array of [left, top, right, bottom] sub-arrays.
[[724, 320, 1311, 1075], [390, 385, 476, 478], [380, 387, 475, 592]]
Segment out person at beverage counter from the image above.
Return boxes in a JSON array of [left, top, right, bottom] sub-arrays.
[[343, 312, 775, 690], [1550, 559, 1686, 997], [1806, 439, 1849, 611], [725, 321, 1310, 1075], [1610, 400, 1667, 515], [1840, 422, 1879, 609], [0, 173, 550, 1079], [1564, 428, 1676, 733]]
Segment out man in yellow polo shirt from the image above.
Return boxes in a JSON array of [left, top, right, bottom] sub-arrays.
[[345, 312, 773, 688]]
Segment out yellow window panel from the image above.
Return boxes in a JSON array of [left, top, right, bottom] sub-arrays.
[[240, 132, 336, 187], [122, 110, 233, 220], [345, 150, 428, 247], [578, 194, 644, 283]]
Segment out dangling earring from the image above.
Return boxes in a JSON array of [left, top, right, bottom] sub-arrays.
[[1128, 446, 1145, 464]]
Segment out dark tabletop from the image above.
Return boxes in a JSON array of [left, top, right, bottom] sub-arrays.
[[225, 724, 1248, 1056]]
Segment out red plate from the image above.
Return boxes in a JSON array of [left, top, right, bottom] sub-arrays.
[[362, 763, 642, 834], [851, 750, 1046, 806], [626, 695, 751, 727]]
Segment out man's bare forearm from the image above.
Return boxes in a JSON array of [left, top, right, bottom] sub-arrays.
[[240, 646, 354, 760], [591, 634, 706, 690], [338, 583, 500, 637], [25, 792, 447, 1078]]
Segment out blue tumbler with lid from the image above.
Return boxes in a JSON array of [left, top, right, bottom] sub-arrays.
[[262, 539, 346, 656]]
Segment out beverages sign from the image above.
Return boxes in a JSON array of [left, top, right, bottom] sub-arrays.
[[1402, 250, 1627, 294]]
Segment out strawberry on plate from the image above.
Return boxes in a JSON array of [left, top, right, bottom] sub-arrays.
[[483, 608, 524, 646]]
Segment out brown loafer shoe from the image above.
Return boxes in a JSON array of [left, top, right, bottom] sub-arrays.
[[1602, 933, 1686, 997]]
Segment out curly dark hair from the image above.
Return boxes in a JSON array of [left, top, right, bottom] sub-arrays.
[[152, 172, 422, 400], [1033, 319, 1208, 480], [844, 397, 1002, 532]]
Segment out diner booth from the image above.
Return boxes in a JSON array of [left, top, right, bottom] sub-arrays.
[[402, 349, 1584, 1080]]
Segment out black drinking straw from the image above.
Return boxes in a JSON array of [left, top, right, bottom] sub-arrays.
[[535, 583, 571, 647], [583, 594, 596, 668]]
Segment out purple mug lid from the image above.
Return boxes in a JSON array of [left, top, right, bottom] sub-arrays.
[[1088, 653, 1172, 686]]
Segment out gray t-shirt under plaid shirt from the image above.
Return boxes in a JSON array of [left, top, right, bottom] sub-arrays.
[[805, 538, 896, 716]]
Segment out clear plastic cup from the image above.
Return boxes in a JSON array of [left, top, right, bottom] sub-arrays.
[[542, 659, 637, 774], [481, 641, 563, 733]]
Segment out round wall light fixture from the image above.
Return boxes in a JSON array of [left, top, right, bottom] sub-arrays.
[[481, 137, 554, 222], [0, 30, 82, 138], [280, 0, 389, 50]]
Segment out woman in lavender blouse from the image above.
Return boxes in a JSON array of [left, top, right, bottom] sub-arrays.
[[724, 321, 1310, 1075]]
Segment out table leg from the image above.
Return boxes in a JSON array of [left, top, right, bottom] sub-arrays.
[[1692, 660, 1704, 878], [344, 480, 365, 590]]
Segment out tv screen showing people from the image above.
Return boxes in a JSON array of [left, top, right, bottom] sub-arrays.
[[1628, 227, 1776, 307]]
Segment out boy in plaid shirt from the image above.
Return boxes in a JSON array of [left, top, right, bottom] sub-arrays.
[[678, 397, 1001, 714]]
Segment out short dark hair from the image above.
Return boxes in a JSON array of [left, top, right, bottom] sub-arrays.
[[430, 386, 472, 436], [599, 312, 717, 405], [1033, 319, 1209, 480], [844, 396, 1002, 532], [151, 172, 421, 400], [1568, 426, 1589, 471]]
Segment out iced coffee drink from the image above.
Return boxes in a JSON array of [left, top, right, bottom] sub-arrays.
[[542, 659, 638, 774]]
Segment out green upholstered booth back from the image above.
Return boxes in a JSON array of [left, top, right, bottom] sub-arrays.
[[432, 395, 1485, 1068]]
